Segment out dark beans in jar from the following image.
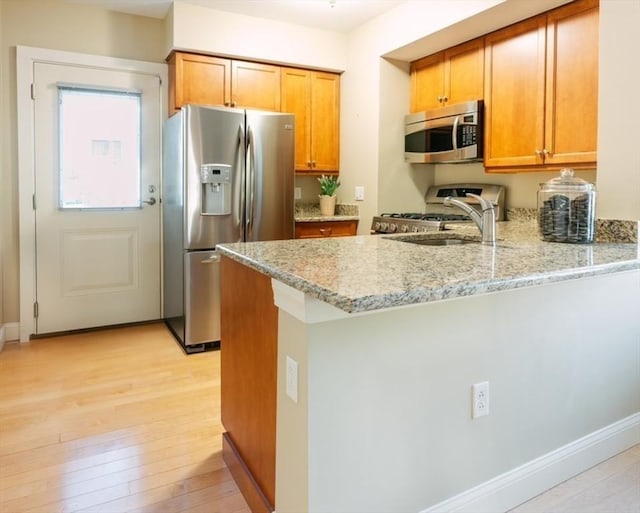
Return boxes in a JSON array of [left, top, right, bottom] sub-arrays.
[[539, 193, 594, 243]]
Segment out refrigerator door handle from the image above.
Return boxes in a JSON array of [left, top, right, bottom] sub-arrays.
[[201, 254, 220, 264], [238, 123, 245, 240], [246, 125, 256, 237]]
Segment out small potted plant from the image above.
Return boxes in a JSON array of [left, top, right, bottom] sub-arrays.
[[317, 175, 340, 216]]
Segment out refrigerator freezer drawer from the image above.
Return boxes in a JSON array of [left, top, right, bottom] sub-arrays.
[[185, 249, 221, 346]]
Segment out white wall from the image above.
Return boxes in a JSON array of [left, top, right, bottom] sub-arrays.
[[169, 2, 347, 71], [0, 0, 165, 331], [431, 0, 640, 219], [2, 0, 638, 328], [276, 270, 640, 512], [340, 0, 576, 234], [434, 164, 598, 211], [0, 0, 4, 333], [596, 0, 640, 220]]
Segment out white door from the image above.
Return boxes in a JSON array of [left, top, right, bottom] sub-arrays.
[[33, 62, 161, 334]]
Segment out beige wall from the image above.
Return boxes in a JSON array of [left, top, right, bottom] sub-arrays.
[[1, 0, 166, 331], [276, 270, 640, 511], [169, 2, 347, 71], [1, 0, 5, 329], [2, 0, 638, 328], [596, 0, 640, 220], [339, 0, 574, 234]]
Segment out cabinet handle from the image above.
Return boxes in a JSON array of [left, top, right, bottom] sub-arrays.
[[535, 149, 542, 156], [442, 95, 448, 103], [542, 149, 551, 156], [311, 161, 316, 168], [437, 95, 443, 103], [319, 228, 333, 236]]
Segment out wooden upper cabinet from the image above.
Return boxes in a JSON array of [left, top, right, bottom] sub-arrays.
[[281, 68, 311, 172], [410, 38, 484, 112], [168, 52, 231, 113], [544, 0, 599, 166], [282, 68, 340, 174], [167, 52, 280, 113], [310, 72, 340, 173], [484, 17, 547, 168], [410, 53, 444, 112], [231, 60, 281, 111], [484, 0, 599, 171]]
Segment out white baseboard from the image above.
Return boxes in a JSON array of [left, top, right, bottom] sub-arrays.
[[421, 413, 640, 513], [0, 322, 20, 350]]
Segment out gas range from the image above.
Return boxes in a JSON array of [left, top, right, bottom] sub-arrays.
[[371, 183, 505, 234]]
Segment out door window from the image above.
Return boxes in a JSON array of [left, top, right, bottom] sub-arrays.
[[58, 86, 141, 209]]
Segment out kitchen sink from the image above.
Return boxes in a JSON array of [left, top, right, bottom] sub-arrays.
[[400, 238, 477, 246], [385, 235, 479, 246]]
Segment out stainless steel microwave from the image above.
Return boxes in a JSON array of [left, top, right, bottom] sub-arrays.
[[404, 100, 484, 164]]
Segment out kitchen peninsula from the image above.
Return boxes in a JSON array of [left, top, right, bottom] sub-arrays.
[[218, 220, 640, 513]]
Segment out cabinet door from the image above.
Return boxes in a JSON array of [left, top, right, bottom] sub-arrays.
[[295, 220, 357, 239], [281, 67, 312, 172], [310, 71, 340, 173], [445, 38, 485, 105], [410, 53, 444, 112], [168, 52, 231, 112], [544, 0, 598, 166], [484, 17, 547, 168], [232, 60, 281, 111]]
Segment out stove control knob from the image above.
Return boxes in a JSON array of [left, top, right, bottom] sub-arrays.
[[380, 222, 388, 231], [400, 225, 409, 233], [411, 226, 419, 232], [373, 222, 381, 231], [388, 223, 397, 233]]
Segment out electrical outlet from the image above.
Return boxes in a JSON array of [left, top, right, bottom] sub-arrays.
[[355, 186, 365, 201], [294, 187, 302, 200], [472, 381, 489, 418], [286, 356, 298, 403]]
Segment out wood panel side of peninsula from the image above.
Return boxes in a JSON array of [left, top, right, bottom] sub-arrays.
[[220, 256, 278, 513]]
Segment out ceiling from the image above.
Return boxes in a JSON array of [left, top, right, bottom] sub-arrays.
[[66, 0, 404, 33]]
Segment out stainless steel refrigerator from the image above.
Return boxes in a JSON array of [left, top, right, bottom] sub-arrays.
[[162, 105, 294, 353]]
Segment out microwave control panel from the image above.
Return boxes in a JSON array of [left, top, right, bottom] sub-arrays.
[[460, 124, 477, 147]]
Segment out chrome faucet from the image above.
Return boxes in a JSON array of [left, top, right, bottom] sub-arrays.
[[443, 193, 496, 245]]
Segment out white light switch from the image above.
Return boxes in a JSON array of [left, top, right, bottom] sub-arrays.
[[294, 187, 302, 200], [355, 186, 365, 201], [286, 356, 298, 403]]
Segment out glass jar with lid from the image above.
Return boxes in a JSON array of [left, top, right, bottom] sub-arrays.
[[537, 168, 596, 243]]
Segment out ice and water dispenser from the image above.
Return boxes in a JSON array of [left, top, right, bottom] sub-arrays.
[[200, 164, 232, 215]]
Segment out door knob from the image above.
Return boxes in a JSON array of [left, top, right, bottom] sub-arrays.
[[142, 197, 156, 206]]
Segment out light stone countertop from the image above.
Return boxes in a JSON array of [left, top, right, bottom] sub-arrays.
[[294, 214, 360, 222], [294, 202, 359, 222], [217, 220, 640, 314]]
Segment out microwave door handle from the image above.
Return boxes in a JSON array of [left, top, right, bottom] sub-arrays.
[[406, 117, 454, 135], [451, 115, 460, 151]]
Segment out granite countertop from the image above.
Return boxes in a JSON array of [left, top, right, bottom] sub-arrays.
[[294, 202, 360, 222], [217, 220, 640, 314]]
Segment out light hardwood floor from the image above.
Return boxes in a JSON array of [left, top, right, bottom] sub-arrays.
[[1, 323, 637, 513], [0, 322, 250, 513]]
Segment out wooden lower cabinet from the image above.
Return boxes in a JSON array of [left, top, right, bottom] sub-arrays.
[[295, 220, 358, 238], [221, 256, 277, 513]]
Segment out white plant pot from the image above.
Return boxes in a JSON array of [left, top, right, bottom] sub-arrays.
[[319, 195, 337, 216]]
